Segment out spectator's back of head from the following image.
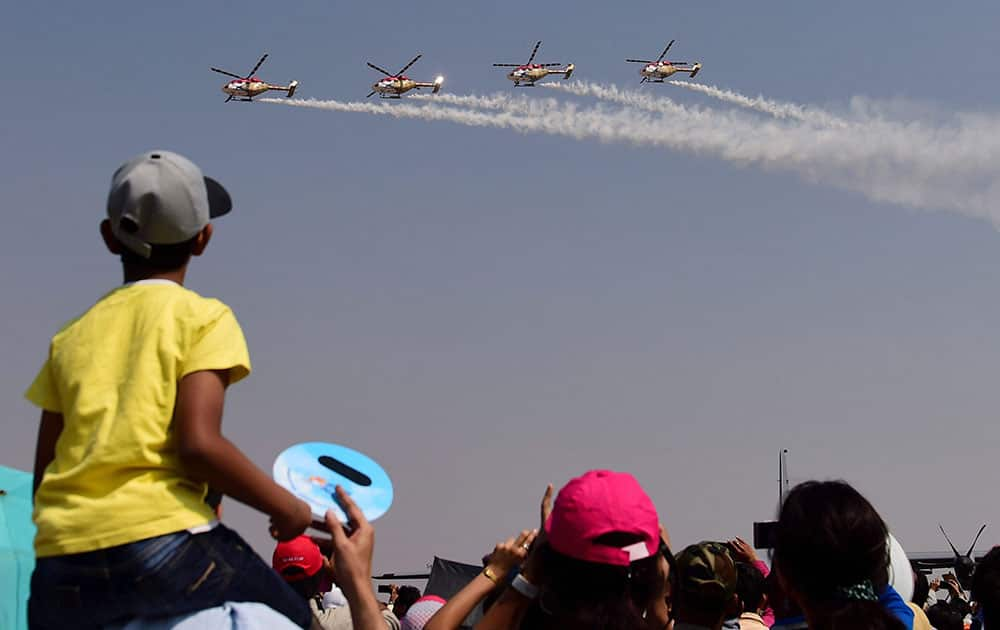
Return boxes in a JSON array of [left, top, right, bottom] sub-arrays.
[[925, 602, 964, 630], [272, 535, 324, 600], [393, 585, 422, 619], [400, 596, 445, 630], [735, 561, 766, 615], [773, 480, 898, 629], [828, 605, 906, 630], [910, 566, 929, 606], [102, 150, 232, 273], [533, 470, 666, 629], [972, 546, 1000, 629], [673, 541, 737, 628]]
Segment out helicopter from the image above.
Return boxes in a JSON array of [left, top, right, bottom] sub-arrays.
[[367, 55, 443, 99], [626, 40, 702, 83], [210, 54, 298, 103], [493, 41, 574, 87]]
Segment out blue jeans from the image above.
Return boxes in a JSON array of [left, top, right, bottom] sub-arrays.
[[28, 524, 311, 630]]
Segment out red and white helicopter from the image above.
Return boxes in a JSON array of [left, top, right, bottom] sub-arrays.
[[493, 41, 574, 87], [626, 40, 701, 83], [211, 54, 298, 102], [367, 54, 443, 99]]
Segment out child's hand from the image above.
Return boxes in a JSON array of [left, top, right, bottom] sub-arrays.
[[270, 497, 313, 541]]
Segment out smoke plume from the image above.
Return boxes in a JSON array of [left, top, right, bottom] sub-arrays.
[[262, 84, 1000, 224]]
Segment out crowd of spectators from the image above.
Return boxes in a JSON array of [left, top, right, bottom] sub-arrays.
[[22, 150, 1000, 629]]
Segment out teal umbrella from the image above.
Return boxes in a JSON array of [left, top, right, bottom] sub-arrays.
[[0, 466, 35, 630]]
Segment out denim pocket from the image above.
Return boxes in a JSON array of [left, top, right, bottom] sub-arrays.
[[132, 529, 236, 610], [127, 530, 192, 574]]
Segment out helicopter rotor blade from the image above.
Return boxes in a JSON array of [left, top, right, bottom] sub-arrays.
[[224, 95, 234, 103], [396, 54, 422, 76], [966, 524, 988, 558], [246, 54, 268, 78], [527, 41, 541, 65], [625, 59, 654, 64], [211, 67, 243, 79], [540, 63, 563, 67], [657, 40, 675, 62], [366, 90, 376, 98], [367, 62, 393, 76], [493, 64, 520, 67], [940, 524, 962, 558]]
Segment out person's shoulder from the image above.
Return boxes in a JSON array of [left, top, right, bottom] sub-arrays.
[[309, 601, 354, 630], [48, 287, 126, 341], [173, 285, 235, 315], [161, 285, 241, 332]]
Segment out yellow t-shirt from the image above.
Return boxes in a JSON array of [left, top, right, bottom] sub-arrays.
[[25, 280, 251, 557]]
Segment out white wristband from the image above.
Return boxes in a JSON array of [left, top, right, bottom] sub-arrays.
[[511, 574, 539, 600]]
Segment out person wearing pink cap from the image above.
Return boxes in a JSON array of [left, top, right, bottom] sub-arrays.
[[400, 596, 446, 630], [476, 470, 671, 629]]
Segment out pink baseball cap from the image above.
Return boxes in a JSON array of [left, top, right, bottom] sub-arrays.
[[545, 470, 660, 567], [400, 595, 446, 630]]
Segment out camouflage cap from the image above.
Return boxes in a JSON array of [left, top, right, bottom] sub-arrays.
[[674, 541, 738, 613]]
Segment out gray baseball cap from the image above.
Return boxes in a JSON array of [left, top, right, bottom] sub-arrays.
[[107, 150, 232, 258]]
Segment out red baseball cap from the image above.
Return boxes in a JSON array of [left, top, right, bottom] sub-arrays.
[[272, 535, 324, 581], [545, 470, 660, 567]]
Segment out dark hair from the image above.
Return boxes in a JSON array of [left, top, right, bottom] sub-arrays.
[[736, 561, 766, 614], [525, 540, 664, 630], [828, 604, 907, 630], [119, 235, 199, 272], [972, 546, 1000, 629], [910, 566, 929, 606], [925, 602, 964, 630], [393, 585, 422, 619], [766, 569, 803, 620], [773, 481, 892, 630]]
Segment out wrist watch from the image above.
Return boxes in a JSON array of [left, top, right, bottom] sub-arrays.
[[511, 574, 539, 600]]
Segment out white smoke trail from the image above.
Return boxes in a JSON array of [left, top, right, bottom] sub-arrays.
[[262, 95, 1000, 224], [666, 81, 847, 128], [409, 92, 515, 110], [543, 81, 1000, 182], [540, 81, 689, 116]]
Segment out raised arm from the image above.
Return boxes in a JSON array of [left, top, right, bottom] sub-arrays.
[[475, 484, 553, 630], [329, 486, 386, 630], [426, 529, 537, 630]]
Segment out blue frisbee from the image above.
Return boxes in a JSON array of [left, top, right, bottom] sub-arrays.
[[273, 442, 393, 523]]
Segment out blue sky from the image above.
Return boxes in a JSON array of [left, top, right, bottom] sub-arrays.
[[3, 0, 1000, 576]]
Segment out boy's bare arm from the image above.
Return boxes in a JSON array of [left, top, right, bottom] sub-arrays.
[[174, 369, 311, 539], [33, 411, 64, 497]]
